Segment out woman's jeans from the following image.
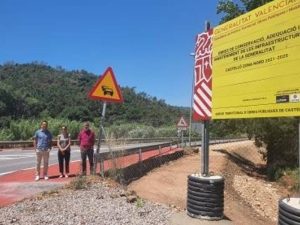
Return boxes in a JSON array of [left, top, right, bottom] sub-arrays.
[[58, 150, 70, 174]]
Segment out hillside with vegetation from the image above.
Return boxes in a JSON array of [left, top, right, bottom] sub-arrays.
[[0, 62, 189, 140]]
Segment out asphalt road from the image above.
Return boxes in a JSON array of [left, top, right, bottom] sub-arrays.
[[0, 139, 245, 176], [0, 142, 166, 176]]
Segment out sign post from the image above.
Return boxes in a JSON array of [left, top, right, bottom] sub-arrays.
[[88, 67, 123, 176], [96, 102, 107, 176], [96, 102, 106, 154], [193, 21, 212, 176], [202, 120, 209, 175], [201, 19, 211, 176], [176, 116, 188, 147]]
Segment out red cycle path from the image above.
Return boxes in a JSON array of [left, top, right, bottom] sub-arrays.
[[0, 146, 182, 207]]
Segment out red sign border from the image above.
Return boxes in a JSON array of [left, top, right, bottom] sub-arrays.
[[176, 116, 188, 128], [88, 67, 124, 103]]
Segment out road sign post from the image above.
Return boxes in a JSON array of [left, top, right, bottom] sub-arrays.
[[88, 67, 123, 176], [176, 116, 188, 148], [96, 102, 106, 154], [95, 102, 107, 177], [202, 21, 211, 176], [202, 120, 209, 176], [193, 21, 212, 176]]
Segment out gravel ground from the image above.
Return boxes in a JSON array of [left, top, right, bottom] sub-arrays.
[[233, 175, 280, 222], [0, 179, 172, 225]]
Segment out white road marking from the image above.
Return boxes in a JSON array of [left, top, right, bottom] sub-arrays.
[[0, 160, 81, 177], [0, 154, 36, 160], [0, 149, 82, 161], [0, 171, 14, 176]]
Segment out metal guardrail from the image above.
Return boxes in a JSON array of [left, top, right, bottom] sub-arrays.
[[189, 137, 249, 147], [93, 137, 248, 181], [97, 141, 179, 161], [0, 137, 247, 149], [95, 137, 248, 161], [0, 137, 186, 149]]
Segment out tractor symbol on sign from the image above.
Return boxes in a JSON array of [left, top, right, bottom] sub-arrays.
[[101, 85, 114, 96]]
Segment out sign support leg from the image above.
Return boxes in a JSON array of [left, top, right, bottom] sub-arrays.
[[201, 120, 209, 176], [200, 21, 211, 177], [95, 102, 107, 177], [181, 130, 184, 148]]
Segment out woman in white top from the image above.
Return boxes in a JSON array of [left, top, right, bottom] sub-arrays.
[[57, 126, 71, 178]]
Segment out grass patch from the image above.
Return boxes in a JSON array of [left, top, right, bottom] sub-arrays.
[[136, 197, 144, 208], [278, 168, 300, 192], [67, 176, 89, 190], [66, 175, 105, 190]]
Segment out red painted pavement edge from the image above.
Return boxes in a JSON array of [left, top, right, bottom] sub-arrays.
[[0, 146, 183, 207]]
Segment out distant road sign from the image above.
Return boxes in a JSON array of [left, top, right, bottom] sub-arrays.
[[88, 67, 123, 103], [177, 116, 188, 130]]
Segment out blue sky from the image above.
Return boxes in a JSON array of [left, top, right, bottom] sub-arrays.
[[0, 0, 221, 107]]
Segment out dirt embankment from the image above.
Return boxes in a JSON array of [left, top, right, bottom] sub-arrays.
[[128, 140, 289, 225]]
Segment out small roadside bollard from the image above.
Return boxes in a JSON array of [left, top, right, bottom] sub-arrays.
[[278, 197, 300, 224], [187, 174, 224, 220]]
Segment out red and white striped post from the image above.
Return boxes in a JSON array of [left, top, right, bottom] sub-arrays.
[[193, 21, 212, 176]]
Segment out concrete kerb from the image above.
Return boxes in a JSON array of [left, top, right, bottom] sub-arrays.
[[169, 211, 233, 225]]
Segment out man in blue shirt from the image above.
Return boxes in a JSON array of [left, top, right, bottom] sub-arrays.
[[33, 120, 52, 181]]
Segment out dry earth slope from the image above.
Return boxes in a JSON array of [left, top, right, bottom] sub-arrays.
[[128, 140, 289, 225]]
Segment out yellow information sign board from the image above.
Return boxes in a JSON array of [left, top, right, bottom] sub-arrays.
[[212, 0, 300, 119]]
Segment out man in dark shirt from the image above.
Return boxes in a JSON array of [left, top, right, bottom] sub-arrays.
[[78, 121, 95, 175]]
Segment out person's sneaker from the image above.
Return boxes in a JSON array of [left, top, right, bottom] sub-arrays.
[[44, 176, 49, 180], [65, 174, 69, 178], [59, 174, 63, 178], [35, 176, 40, 181]]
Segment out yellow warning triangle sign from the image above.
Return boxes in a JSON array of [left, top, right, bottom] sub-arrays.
[[88, 67, 123, 103], [177, 116, 188, 128]]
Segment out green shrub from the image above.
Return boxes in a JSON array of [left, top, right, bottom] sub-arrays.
[[107, 123, 177, 139], [2, 119, 178, 141], [10, 119, 38, 140], [68, 176, 88, 190], [136, 197, 144, 208], [0, 128, 14, 141]]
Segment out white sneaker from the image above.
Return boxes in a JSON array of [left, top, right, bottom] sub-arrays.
[[35, 176, 40, 181], [44, 176, 49, 180], [59, 174, 63, 178]]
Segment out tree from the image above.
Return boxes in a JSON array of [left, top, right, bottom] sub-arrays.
[[253, 118, 298, 175], [217, 0, 245, 24], [217, 0, 274, 24]]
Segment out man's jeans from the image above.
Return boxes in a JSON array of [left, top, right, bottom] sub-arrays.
[[36, 150, 50, 177], [80, 148, 94, 175]]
